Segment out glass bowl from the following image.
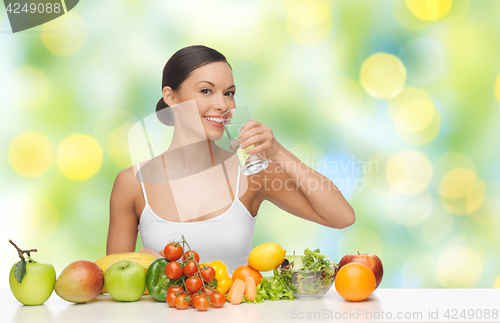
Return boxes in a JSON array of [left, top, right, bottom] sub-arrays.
[[279, 265, 339, 299]]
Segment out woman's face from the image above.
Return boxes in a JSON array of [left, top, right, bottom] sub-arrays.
[[164, 61, 236, 140]]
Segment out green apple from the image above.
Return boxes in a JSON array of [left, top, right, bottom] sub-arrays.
[[8, 240, 56, 306], [104, 260, 146, 302]]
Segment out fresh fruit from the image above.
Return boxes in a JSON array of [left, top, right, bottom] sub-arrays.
[[167, 286, 184, 295], [164, 242, 183, 261], [338, 252, 384, 288], [209, 292, 226, 308], [94, 252, 157, 294], [248, 242, 286, 272], [185, 277, 203, 294], [8, 240, 56, 306], [232, 265, 262, 286], [183, 260, 198, 277], [183, 250, 200, 263], [146, 258, 183, 302], [166, 292, 178, 307], [200, 265, 215, 282], [194, 297, 210, 311], [104, 260, 146, 302], [54, 260, 104, 303], [174, 294, 190, 310], [335, 263, 376, 302], [165, 261, 183, 279]]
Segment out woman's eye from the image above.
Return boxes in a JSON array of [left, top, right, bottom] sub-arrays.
[[201, 89, 212, 94], [225, 91, 235, 97]]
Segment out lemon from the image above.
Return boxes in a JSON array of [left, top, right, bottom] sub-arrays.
[[248, 242, 286, 271]]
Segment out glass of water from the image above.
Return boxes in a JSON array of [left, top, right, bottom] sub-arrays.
[[222, 107, 269, 175]]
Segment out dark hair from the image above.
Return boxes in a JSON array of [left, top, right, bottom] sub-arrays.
[[156, 45, 231, 125]]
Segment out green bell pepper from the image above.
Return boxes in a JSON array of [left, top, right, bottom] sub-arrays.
[[146, 258, 183, 302]]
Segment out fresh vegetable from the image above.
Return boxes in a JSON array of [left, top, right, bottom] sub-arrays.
[[183, 250, 200, 263], [165, 261, 183, 280], [244, 277, 257, 301], [200, 265, 216, 282], [164, 242, 183, 261], [242, 269, 295, 303], [183, 260, 198, 277], [193, 296, 210, 311], [166, 292, 178, 307], [185, 277, 203, 294], [217, 276, 233, 295], [203, 260, 232, 294], [209, 292, 226, 308], [228, 279, 246, 305], [174, 294, 190, 310], [282, 248, 332, 272], [280, 248, 336, 297], [167, 286, 184, 295], [146, 258, 183, 302], [232, 265, 262, 286]]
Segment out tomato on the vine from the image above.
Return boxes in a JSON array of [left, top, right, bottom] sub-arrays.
[[166, 292, 177, 308], [174, 294, 190, 310], [164, 242, 183, 261], [183, 260, 198, 277], [194, 297, 210, 311], [167, 286, 184, 295], [200, 266, 215, 282], [165, 261, 183, 279], [185, 277, 203, 294], [183, 250, 200, 263], [191, 291, 207, 305], [209, 292, 226, 308], [202, 286, 216, 296]]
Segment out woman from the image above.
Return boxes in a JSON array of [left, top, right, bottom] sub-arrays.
[[107, 45, 355, 273]]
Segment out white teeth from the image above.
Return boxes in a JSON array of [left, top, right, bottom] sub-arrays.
[[204, 116, 223, 123]]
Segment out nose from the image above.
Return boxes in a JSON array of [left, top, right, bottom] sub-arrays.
[[213, 93, 228, 113]]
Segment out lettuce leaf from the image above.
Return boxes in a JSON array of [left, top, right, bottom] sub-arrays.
[[242, 269, 295, 303]]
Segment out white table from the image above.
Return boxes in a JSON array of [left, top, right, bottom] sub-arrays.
[[2, 288, 499, 323]]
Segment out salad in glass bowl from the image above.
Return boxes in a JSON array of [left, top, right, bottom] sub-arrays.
[[279, 248, 338, 299]]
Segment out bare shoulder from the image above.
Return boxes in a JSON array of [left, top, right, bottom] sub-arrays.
[[111, 165, 143, 207]]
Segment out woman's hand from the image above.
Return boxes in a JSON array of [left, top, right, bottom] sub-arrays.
[[237, 120, 282, 160], [139, 248, 164, 258]]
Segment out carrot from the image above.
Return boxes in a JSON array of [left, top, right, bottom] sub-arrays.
[[229, 279, 246, 305], [226, 282, 235, 302], [244, 276, 257, 301]]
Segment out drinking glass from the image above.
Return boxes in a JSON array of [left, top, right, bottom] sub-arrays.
[[222, 107, 269, 175]]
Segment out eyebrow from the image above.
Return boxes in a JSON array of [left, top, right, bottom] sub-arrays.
[[196, 81, 235, 90]]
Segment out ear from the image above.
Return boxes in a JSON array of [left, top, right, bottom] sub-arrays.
[[162, 86, 176, 106]]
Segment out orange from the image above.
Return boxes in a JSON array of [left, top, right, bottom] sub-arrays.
[[232, 265, 262, 286], [335, 263, 376, 302]]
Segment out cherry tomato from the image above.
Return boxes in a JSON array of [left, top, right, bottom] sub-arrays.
[[194, 297, 210, 311], [174, 294, 190, 310], [202, 286, 216, 296], [166, 292, 177, 308], [209, 292, 226, 308], [191, 291, 207, 305], [167, 286, 184, 295], [164, 242, 183, 261], [201, 266, 215, 282], [183, 250, 200, 263], [183, 260, 199, 277], [165, 261, 183, 279], [185, 277, 203, 294]]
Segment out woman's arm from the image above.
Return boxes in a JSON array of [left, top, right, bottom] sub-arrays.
[[107, 168, 141, 254], [260, 143, 355, 229], [238, 120, 355, 229]]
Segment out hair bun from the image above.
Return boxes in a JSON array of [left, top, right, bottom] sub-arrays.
[[156, 98, 175, 126]]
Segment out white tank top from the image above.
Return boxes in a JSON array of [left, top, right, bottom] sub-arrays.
[[137, 163, 257, 274]]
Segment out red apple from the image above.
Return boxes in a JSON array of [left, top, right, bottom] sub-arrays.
[[54, 260, 104, 303], [338, 252, 383, 288]]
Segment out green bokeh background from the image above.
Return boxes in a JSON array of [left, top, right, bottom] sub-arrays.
[[2, 0, 500, 289]]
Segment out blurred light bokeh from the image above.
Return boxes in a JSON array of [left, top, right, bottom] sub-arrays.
[[1, 0, 500, 288]]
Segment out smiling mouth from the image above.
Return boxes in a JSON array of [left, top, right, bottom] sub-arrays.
[[203, 116, 225, 124]]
